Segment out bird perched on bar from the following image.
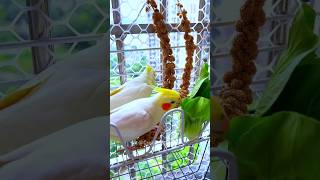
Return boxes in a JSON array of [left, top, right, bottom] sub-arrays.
[[110, 87, 181, 143], [0, 41, 107, 156], [110, 64, 156, 111]]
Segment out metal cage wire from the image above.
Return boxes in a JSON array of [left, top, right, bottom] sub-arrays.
[[110, 109, 210, 179], [109, 0, 212, 179], [0, 0, 107, 98], [110, 0, 210, 90]]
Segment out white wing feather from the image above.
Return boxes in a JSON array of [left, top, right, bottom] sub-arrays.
[[110, 98, 156, 141]]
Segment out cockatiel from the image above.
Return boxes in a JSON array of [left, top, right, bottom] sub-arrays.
[[110, 87, 181, 142], [0, 41, 107, 155], [0, 116, 107, 180], [110, 65, 156, 111]]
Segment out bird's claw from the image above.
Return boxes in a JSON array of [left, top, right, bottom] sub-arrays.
[[117, 144, 144, 154]]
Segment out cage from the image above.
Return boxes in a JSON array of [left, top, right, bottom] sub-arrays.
[[211, 0, 320, 179], [109, 0, 215, 179], [0, 0, 106, 98]]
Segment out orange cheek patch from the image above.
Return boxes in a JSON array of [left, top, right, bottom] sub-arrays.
[[162, 103, 171, 111]]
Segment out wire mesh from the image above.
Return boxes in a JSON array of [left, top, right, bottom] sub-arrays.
[[109, 0, 211, 179], [110, 0, 210, 89], [0, 0, 107, 98], [110, 109, 210, 180]]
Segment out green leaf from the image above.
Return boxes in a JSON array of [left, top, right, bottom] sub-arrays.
[[255, 3, 320, 115], [191, 78, 211, 99], [199, 62, 209, 80], [195, 78, 211, 98], [228, 111, 320, 180], [184, 118, 203, 140], [267, 55, 320, 120], [181, 97, 210, 140], [226, 115, 265, 149], [181, 97, 210, 122], [189, 63, 210, 99], [211, 141, 229, 180], [189, 77, 208, 99]]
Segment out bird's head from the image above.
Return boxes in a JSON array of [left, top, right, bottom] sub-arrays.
[[154, 87, 181, 111]]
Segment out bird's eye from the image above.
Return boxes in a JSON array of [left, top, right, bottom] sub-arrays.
[[171, 101, 175, 104]]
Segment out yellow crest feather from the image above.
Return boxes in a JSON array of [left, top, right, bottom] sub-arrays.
[[0, 82, 42, 110], [146, 65, 153, 73], [154, 87, 180, 99]]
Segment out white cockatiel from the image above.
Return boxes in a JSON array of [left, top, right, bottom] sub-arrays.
[[110, 65, 156, 111], [110, 87, 181, 142], [0, 116, 107, 180], [0, 41, 107, 155]]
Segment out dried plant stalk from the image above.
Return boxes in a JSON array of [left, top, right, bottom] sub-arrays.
[[132, 0, 197, 149], [213, 0, 267, 148], [147, 0, 176, 89], [220, 0, 266, 119], [177, 2, 197, 98], [133, 0, 178, 147]]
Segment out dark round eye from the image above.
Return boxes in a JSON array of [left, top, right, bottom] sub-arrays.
[[171, 101, 175, 104]]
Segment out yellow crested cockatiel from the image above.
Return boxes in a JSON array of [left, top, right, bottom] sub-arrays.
[[0, 116, 107, 180], [0, 88, 180, 179], [110, 65, 156, 111], [0, 41, 107, 155], [110, 87, 181, 142]]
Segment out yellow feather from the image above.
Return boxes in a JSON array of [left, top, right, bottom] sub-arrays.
[[110, 86, 123, 96], [146, 64, 153, 73], [0, 82, 42, 110], [153, 87, 180, 99]]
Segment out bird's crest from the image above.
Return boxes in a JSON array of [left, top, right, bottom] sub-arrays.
[[154, 87, 180, 99], [145, 65, 156, 85], [146, 64, 153, 73]]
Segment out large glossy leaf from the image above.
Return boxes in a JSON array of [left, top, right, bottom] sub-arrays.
[[226, 115, 264, 149], [255, 3, 320, 115], [181, 96, 210, 140], [189, 63, 210, 99], [181, 96, 210, 122], [267, 55, 320, 120], [199, 62, 209, 80], [228, 111, 320, 179]]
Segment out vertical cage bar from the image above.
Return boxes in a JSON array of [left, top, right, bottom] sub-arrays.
[[195, 0, 206, 79], [111, 0, 126, 85], [26, 0, 54, 74], [160, 0, 167, 87], [159, 0, 169, 176]]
